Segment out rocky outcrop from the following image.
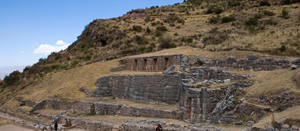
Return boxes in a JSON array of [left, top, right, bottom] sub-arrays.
[[252, 91, 300, 111]]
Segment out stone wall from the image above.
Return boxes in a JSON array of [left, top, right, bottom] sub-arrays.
[[94, 74, 183, 104], [189, 67, 248, 82], [30, 100, 183, 120], [199, 55, 292, 71], [181, 87, 227, 123], [117, 54, 182, 72]]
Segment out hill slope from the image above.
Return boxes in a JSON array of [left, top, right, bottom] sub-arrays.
[[1, 0, 300, 111]]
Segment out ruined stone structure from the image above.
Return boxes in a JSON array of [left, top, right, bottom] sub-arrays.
[[4, 54, 299, 131], [93, 53, 300, 124], [111, 54, 182, 72]]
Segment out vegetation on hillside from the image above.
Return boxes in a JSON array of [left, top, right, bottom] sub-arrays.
[[1, 0, 300, 92]]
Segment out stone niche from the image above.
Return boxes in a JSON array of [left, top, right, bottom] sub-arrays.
[[119, 54, 182, 72]]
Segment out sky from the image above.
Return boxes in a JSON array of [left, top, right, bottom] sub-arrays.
[[0, 0, 182, 78]]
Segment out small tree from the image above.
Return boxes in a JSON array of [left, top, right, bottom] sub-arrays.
[[281, 8, 290, 19]]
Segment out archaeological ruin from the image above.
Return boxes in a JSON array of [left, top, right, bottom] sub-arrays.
[[2, 53, 300, 131]]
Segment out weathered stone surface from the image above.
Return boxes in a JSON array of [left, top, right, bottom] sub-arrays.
[[291, 64, 298, 70], [118, 54, 182, 72], [94, 74, 182, 104], [282, 124, 290, 129], [30, 100, 183, 120], [248, 54, 258, 61]]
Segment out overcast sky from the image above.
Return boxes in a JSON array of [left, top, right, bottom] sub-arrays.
[[0, 0, 182, 78]]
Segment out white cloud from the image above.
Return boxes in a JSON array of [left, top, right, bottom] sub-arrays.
[[20, 51, 24, 54], [56, 40, 67, 45], [34, 40, 70, 55]]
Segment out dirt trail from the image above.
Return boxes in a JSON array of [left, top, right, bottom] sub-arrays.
[[0, 112, 86, 131]]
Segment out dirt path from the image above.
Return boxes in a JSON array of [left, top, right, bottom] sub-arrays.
[[0, 112, 87, 131], [0, 124, 33, 131]]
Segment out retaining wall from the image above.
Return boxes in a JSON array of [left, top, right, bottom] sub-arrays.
[[94, 74, 183, 104]]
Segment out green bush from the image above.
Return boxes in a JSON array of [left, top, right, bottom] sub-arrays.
[[298, 12, 300, 22], [264, 18, 278, 26], [206, 5, 223, 14], [228, 0, 241, 7], [186, 38, 193, 43], [263, 10, 276, 16], [214, 7, 224, 14], [187, 0, 202, 6], [158, 37, 176, 49], [132, 25, 143, 32], [208, 15, 220, 24], [155, 30, 163, 37], [245, 17, 259, 27], [135, 35, 148, 45], [281, 8, 290, 19], [145, 26, 151, 34], [259, 0, 271, 6], [280, 45, 286, 52], [254, 13, 264, 19], [156, 25, 168, 32], [221, 15, 236, 23], [3, 70, 21, 86], [280, 0, 300, 5]]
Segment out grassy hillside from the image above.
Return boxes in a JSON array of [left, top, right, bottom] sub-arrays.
[[1, 0, 300, 110]]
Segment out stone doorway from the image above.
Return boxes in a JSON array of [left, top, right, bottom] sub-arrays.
[[143, 59, 147, 71], [164, 58, 169, 70], [134, 59, 137, 71], [181, 89, 185, 106], [185, 97, 192, 120], [153, 58, 157, 71]]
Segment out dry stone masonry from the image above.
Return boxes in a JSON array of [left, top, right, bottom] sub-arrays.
[[2, 53, 300, 131]]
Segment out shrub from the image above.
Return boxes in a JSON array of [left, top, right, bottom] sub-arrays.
[[280, 45, 286, 52], [186, 38, 193, 43], [155, 30, 163, 37], [263, 10, 276, 16], [259, 0, 271, 6], [134, 35, 148, 45], [281, 8, 290, 19], [221, 15, 236, 23], [254, 13, 264, 19], [264, 18, 278, 25], [132, 25, 143, 32], [145, 26, 151, 34], [3, 70, 21, 86], [208, 15, 220, 24], [245, 17, 259, 27], [280, 0, 300, 5], [156, 25, 168, 32], [174, 32, 178, 36], [206, 5, 223, 14], [214, 7, 224, 14], [158, 37, 176, 49], [298, 12, 300, 22], [203, 33, 228, 45], [228, 0, 241, 7], [187, 0, 202, 6]]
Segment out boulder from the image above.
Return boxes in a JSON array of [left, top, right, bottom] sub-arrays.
[[292, 58, 300, 64], [291, 64, 298, 70], [194, 123, 202, 127], [248, 54, 258, 61], [282, 124, 289, 129], [291, 125, 298, 130], [274, 120, 281, 130]]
